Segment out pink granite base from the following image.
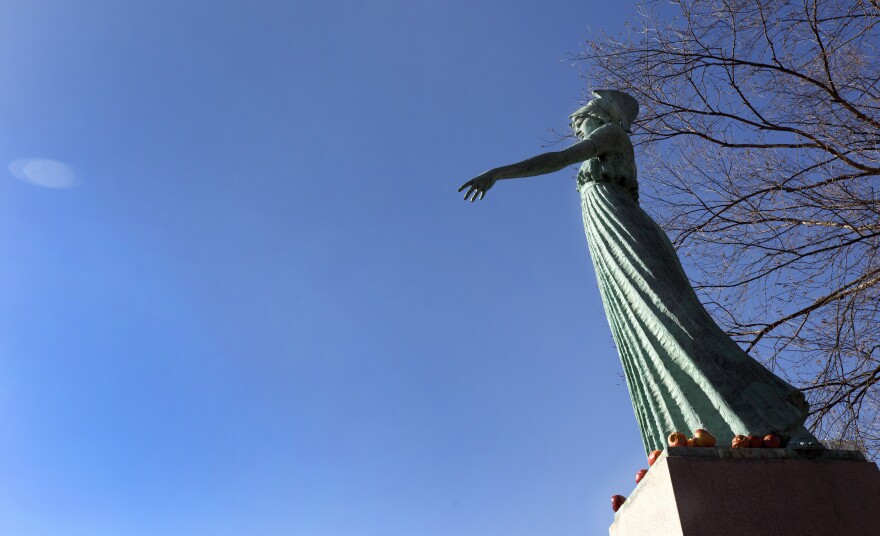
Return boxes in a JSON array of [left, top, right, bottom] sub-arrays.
[[610, 448, 880, 536]]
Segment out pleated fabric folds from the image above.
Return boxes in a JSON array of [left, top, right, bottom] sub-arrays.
[[579, 181, 811, 453]]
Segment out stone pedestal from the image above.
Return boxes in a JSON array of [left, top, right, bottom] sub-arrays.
[[610, 447, 880, 536]]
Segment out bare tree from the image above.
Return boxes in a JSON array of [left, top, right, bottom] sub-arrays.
[[577, 0, 880, 457]]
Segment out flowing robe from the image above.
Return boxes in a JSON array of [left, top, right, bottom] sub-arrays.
[[579, 124, 812, 453]]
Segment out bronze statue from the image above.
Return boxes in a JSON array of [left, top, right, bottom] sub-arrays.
[[460, 90, 818, 453]]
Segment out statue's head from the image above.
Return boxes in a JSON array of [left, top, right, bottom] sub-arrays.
[[570, 90, 639, 137]]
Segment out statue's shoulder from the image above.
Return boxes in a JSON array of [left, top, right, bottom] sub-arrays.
[[588, 123, 632, 155], [593, 122, 630, 139]]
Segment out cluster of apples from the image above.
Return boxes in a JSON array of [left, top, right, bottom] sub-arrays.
[[668, 428, 717, 449], [732, 433, 781, 448]]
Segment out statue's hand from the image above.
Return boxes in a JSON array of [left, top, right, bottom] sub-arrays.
[[458, 171, 497, 202]]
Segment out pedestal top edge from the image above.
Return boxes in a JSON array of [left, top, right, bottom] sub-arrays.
[[662, 446, 867, 462]]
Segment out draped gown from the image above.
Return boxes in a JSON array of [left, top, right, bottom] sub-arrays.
[[578, 124, 814, 453]]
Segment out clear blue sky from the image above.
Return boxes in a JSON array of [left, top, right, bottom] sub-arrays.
[[0, 2, 648, 534]]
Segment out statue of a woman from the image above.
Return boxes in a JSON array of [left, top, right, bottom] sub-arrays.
[[459, 90, 818, 453]]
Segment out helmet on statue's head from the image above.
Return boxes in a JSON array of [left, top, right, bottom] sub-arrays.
[[570, 90, 639, 133]]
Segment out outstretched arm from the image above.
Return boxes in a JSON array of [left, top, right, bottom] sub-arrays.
[[459, 138, 597, 201]]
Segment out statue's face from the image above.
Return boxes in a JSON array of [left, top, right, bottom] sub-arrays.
[[576, 116, 604, 138]]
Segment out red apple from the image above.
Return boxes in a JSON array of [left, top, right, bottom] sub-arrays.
[[647, 449, 662, 466], [611, 494, 626, 512], [687, 437, 695, 447], [693, 429, 717, 447], [668, 431, 688, 447], [763, 434, 782, 448], [731, 434, 750, 448], [635, 468, 648, 484], [747, 435, 764, 448]]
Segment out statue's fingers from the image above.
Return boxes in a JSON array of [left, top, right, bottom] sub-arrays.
[[457, 181, 471, 192], [479, 190, 486, 200], [463, 186, 476, 201]]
